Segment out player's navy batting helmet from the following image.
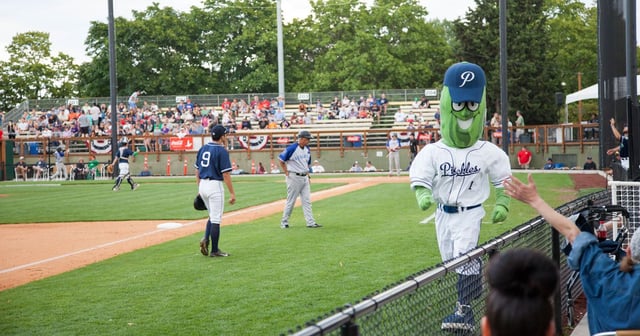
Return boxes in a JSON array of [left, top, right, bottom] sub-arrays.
[[297, 130, 312, 139]]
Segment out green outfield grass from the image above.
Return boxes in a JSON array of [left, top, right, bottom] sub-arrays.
[[0, 173, 598, 335]]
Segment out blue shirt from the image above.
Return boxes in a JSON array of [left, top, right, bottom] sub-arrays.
[[195, 142, 232, 181], [568, 232, 640, 334], [116, 147, 135, 164]]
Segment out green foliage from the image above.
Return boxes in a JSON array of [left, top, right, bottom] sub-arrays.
[[0, 32, 79, 111]]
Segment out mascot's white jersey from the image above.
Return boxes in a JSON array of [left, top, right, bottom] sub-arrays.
[[410, 140, 511, 206]]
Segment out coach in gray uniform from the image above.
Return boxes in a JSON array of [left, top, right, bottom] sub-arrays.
[[279, 130, 321, 229]]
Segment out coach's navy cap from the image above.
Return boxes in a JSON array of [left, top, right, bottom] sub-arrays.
[[210, 125, 228, 140], [443, 62, 486, 103]]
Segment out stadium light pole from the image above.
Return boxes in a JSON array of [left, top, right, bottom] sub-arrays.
[[276, 0, 285, 99], [499, 0, 509, 154], [108, 0, 118, 167]]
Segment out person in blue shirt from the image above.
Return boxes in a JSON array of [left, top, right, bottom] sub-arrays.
[[278, 130, 321, 229], [543, 158, 554, 170], [504, 174, 640, 334], [196, 125, 236, 257]]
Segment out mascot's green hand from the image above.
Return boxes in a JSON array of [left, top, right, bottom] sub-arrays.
[[491, 188, 510, 223], [415, 186, 434, 211]]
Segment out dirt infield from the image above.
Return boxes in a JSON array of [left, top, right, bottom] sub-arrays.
[[0, 176, 405, 291]]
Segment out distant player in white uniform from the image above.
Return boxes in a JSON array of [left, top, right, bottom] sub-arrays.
[[279, 130, 321, 229], [410, 62, 511, 332], [386, 133, 401, 176]]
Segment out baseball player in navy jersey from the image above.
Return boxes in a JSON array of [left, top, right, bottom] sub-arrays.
[[110, 138, 140, 191], [195, 125, 236, 257], [410, 62, 511, 332], [196, 125, 236, 257], [279, 130, 321, 229]]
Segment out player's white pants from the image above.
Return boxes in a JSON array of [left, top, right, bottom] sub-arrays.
[[281, 174, 316, 226], [199, 179, 225, 223], [117, 162, 130, 177], [52, 162, 67, 179], [435, 206, 484, 275], [388, 151, 400, 175]]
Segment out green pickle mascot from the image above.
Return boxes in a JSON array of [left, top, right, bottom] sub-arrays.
[[409, 62, 511, 332]]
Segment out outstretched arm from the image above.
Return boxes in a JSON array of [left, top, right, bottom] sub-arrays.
[[503, 174, 580, 243], [610, 118, 621, 141]]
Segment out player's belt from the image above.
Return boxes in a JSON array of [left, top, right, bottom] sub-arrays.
[[290, 172, 308, 176], [438, 204, 482, 214]]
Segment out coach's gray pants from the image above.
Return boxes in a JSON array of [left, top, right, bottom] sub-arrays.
[[281, 174, 316, 226]]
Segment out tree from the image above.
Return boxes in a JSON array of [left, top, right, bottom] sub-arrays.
[[453, 0, 561, 125], [285, 0, 453, 91], [0, 32, 78, 111]]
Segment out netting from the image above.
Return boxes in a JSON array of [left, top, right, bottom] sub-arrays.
[[287, 190, 611, 336], [609, 181, 640, 246]]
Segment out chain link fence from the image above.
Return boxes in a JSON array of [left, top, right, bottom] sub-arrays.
[[286, 190, 611, 336]]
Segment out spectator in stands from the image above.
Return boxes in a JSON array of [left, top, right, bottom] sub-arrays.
[[78, 111, 92, 138], [583, 156, 597, 170], [258, 162, 266, 174], [7, 120, 17, 139], [349, 161, 363, 172], [315, 98, 324, 113], [412, 97, 420, 109], [15, 156, 29, 181], [379, 93, 389, 115], [32, 156, 48, 180], [241, 116, 252, 130], [515, 110, 525, 143], [302, 112, 312, 125], [543, 158, 554, 170], [330, 96, 341, 113], [419, 96, 430, 108], [364, 161, 377, 172], [490, 112, 502, 145], [280, 119, 291, 129], [394, 108, 406, 123], [311, 160, 325, 173], [298, 101, 307, 113], [274, 108, 285, 122], [482, 248, 559, 336], [517, 146, 532, 169], [221, 97, 231, 113], [73, 159, 88, 180], [504, 174, 640, 334], [258, 116, 269, 129]]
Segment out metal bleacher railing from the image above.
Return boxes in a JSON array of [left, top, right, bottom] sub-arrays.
[[286, 189, 611, 336]]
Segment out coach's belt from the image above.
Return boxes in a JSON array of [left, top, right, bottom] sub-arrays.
[[438, 204, 482, 214], [290, 172, 308, 176]]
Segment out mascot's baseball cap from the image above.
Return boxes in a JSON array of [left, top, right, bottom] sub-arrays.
[[443, 62, 486, 103], [210, 125, 228, 140]]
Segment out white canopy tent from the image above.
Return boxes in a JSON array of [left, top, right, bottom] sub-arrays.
[[563, 75, 640, 123], [565, 75, 640, 105]]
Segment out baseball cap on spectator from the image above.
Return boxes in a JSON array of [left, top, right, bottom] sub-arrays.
[[210, 125, 228, 140], [443, 62, 486, 103], [587, 156, 592, 160], [19, 156, 24, 160]]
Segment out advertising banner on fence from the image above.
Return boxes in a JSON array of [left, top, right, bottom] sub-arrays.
[[169, 137, 194, 151]]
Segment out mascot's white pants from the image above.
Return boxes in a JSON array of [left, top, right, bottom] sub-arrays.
[[435, 206, 484, 275]]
